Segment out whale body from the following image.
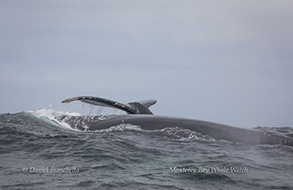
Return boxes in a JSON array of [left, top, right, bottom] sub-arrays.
[[60, 96, 293, 147]]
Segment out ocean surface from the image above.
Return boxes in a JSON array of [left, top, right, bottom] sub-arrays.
[[1, 109, 293, 190]]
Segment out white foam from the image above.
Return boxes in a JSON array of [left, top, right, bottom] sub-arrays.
[[97, 124, 142, 133], [26, 108, 81, 131], [161, 127, 215, 141]]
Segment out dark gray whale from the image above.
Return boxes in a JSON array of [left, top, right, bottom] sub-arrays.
[[60, 96, 293, 147]]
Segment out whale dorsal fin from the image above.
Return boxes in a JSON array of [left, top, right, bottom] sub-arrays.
[[61, 96, 156, 114]]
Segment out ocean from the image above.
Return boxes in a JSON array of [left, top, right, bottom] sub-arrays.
[[0, 109, 292, 190]]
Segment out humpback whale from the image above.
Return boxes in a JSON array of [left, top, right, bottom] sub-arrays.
[[60, 96, 293, 147]]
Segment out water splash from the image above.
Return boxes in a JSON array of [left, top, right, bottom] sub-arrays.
[[26, 108, 81, 131]]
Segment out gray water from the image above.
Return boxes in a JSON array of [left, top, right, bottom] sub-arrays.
[[1, 110, 293, 190]]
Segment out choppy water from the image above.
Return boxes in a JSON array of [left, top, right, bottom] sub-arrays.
[[1, 109, 293, 190]]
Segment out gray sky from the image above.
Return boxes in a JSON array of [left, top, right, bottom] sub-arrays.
[[1, 0, 292, 128]]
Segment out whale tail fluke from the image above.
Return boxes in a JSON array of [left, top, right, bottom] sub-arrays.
[[137, 99, 157, 108], [61, 96, 156, 115]]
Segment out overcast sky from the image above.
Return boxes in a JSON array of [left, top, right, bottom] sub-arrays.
[[1, 0, 292, 128]]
